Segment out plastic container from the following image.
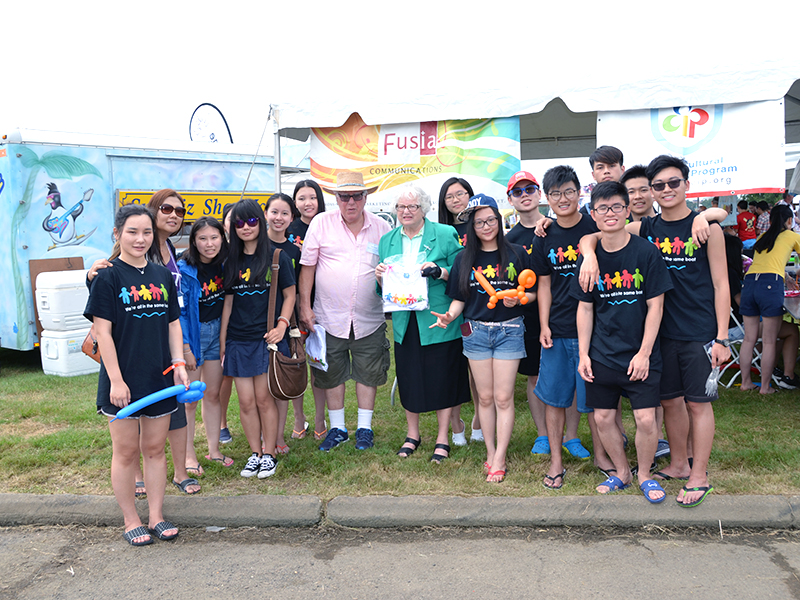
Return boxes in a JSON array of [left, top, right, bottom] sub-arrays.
[[35, 270, 91, 331], [40, 327, 100, 377]]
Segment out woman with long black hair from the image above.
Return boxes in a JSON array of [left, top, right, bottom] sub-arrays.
[[432, 194, 534, 483]]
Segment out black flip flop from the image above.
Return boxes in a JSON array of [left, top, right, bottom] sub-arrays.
[[172, 478, 201, 494]]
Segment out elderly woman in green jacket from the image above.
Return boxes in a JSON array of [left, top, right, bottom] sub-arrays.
[[376, 185, 470, 463]]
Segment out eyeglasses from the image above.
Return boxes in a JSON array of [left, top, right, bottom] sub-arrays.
[[547, 188, 578, 200], [473, 216, 499, 230], [159, 204, 187, 218], [650, 178, 685, 192], [234, 217, 259, 229], [336, 192, 366, 203], [396, 204, 420, 213], [508, 185, 540, 198], [444, 190, 469, 202], [593, 203, 627, 215]]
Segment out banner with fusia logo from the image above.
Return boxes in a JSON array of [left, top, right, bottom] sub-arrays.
[[597, 100, 785, 197], [310, 113, 521, 217]]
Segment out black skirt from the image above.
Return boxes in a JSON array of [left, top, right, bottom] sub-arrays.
[[395, 313, 470, 414]]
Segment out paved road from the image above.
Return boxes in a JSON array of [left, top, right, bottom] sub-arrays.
[[2, 525, 799, 599]]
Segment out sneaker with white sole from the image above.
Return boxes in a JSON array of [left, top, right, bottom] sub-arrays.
[[451, 419, 467, 447], [240, 453, 261, 478], [219, 427, 232, 444], [777, 374, 799, 390], [257, 453, 277, 479]]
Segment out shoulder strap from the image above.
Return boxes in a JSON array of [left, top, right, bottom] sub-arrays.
[[267, 249, 281, 330]]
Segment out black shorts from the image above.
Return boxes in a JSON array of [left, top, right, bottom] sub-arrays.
[[517, 313, 541, 376], [660, 337, 718, 403], [585, 360, 661, 411]]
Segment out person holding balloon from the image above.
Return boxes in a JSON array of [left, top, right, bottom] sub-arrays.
[[431, 194, 535, 483], [84, 204, 189, 546]]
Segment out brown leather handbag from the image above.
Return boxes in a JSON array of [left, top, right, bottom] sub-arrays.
[[266, 249, 307, 401], [81, 325, 101, 363]]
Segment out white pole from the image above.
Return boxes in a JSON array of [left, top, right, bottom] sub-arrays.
[[272, 105, 281, 194]]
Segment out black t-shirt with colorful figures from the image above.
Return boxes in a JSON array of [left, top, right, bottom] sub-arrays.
[[196, 261, 225, 323], [571, 235, 673, 373], [504, 222, 541, 336], [639, 211, 718, 342], [453, 222, 469, 247], [271, 238, 302, 282], [286, 219, 308, 250], [530, 213, 599, 339], [446, 243, 533, 322], [225, 250, 296, 342], [84, 259, 180, 405]]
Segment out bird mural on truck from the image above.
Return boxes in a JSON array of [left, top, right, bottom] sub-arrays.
[[41, 182, 96, 250]]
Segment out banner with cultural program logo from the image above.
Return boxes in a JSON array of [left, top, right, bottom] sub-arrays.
[[596, 100, 785, 197]]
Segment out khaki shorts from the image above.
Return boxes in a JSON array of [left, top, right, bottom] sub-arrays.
[[314, 322, 390, 389]]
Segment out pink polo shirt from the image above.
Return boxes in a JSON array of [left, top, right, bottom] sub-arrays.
[[300, 209, 391, 340]]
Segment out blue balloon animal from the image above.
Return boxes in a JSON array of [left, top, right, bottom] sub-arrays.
[[110, 381, 207, 421]]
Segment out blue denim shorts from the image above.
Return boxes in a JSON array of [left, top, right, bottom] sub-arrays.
[[534, 337, 592, 413], [740, 273, 785, 318], [198, 317, 222, 366], [461, 316, 526, 361]]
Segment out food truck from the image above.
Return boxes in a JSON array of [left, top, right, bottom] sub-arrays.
[[0, 128, 306, 351]]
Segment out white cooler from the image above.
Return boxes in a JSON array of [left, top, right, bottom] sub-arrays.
[[35, 270, 91, 331], [40, 327, 100, 377]]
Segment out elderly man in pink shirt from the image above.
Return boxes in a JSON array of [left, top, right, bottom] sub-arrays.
[[299, 171, 391, 451]]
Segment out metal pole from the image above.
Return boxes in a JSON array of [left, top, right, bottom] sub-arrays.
[[272, 105, 281, 194]]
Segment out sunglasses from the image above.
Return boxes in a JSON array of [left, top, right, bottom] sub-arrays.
[[159, 204, 186, 218], [508, 184, 540, 198], [336, 192, 366, 203], [650, 178, 685, 192], [234, 217, 260, 229]]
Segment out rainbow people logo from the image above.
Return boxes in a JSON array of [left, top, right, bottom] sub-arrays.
[[650, 105, 723, 155]]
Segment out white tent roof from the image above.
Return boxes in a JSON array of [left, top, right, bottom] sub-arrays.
[[274, 5, 800, 132], [278, 57, 800, 130]]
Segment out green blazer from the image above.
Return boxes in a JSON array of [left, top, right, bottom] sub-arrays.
[[378, 219, 464, 345]]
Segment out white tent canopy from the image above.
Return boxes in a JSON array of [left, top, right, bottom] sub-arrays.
[[277, 61, 799, 131]]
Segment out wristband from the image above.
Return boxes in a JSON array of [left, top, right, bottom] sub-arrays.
[[278, 316, 291, 327], [163, 361, 186, 375]]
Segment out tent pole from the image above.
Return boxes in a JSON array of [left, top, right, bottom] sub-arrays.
[[272, 105, 281, 194]]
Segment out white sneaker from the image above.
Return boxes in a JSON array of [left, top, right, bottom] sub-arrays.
[[240, 453, 261, 478], [470, 428, 484, 442], [257, 453, 277, 479], [452, 419, 467, 447]]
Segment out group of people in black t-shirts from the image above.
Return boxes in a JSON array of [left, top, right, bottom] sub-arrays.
[[92, 145, 783, 545]]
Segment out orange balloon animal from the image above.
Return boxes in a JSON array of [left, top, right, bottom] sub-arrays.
[[473, 268, 537, 309]]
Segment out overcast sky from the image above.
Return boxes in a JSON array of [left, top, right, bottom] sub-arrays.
[[3, 1, 798, 146]]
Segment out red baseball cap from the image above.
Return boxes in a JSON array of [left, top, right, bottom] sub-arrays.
[[507, 170, 540, 193]]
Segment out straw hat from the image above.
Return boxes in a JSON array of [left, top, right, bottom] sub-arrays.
[[321, 171, 379, 195]]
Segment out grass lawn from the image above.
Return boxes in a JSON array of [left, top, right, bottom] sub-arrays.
[[1, 327, 799, 500]]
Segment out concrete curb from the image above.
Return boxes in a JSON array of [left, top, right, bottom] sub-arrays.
[[0, 494, 321, 528], [0, 493, 796, 529], [327, 495, 797, 528]]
